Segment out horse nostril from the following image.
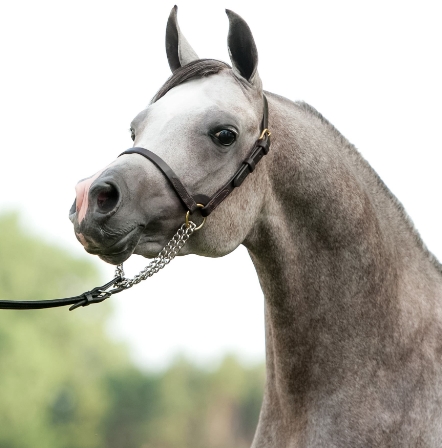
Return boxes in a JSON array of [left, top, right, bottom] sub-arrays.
[[95, 183, 120, 214]]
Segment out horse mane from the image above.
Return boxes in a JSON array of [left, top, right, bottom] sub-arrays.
[[296, 100, 442, 275], [152, 59, 231, 103]]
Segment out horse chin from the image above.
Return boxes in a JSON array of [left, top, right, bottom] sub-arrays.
[[83, 227, 143, 265], [98, 249, 134, 265]]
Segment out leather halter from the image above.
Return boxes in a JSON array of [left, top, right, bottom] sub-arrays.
[[0, 95, 271, 311], [119, 95, 271, 218]]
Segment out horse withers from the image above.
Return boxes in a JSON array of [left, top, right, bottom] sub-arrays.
[[69, 7, 442, 447]]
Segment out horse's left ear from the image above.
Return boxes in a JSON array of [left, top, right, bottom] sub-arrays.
[[166, 5, 199, 72], [226, 10, 261, 87]]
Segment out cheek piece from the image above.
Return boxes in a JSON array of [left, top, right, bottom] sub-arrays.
[[120, 95, 270, 218], [0, 96, 270, 311]]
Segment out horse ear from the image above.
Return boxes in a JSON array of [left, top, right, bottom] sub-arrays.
[[166, 5, 199, 72], [226, 10, 260, 86]]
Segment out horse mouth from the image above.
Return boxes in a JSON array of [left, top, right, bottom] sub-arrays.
[[82, 226, 143, 265]]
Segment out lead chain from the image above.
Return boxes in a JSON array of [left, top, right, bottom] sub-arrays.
[[115, 221, 197, 290]]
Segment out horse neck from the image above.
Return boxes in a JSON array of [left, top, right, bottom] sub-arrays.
[[244, 93, 442, 419]]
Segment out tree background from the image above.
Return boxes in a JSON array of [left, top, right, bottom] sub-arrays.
[[0, 213, 264, 448]]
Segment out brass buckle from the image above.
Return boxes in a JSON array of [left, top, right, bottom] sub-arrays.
[[259, 128, 271, 140], [185, 204, 206, 231]]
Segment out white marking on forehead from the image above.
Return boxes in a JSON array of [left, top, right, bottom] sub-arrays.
[[154, 75, 248, 118], [131, 72, 262, 180]]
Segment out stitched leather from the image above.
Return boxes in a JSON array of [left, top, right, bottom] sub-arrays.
[[0, 277, 124, 311], [121, 95, 270, 218], [120, 147, 200, 214]]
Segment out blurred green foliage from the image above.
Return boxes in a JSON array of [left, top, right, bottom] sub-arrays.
[[0, 212, 264, 448]]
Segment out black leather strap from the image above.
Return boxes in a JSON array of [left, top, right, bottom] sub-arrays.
[[0, 277, 125, 311], [121, 95, 270, 218], [120, 147, 201, 214], [199, 95, 270, 217], [200, 132, 270, 217]]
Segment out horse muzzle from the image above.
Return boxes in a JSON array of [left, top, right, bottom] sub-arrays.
[[70, 170, 145, 264]]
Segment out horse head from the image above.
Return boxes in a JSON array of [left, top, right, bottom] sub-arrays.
[[70, 7, 267, 265]]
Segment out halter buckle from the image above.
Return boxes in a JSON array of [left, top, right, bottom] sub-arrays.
[[259, 128, 271, 140]]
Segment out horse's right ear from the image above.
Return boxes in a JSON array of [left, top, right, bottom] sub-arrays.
[[166, 5, 199, 72]]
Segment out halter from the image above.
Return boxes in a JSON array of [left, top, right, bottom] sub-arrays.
[[0, 95, 271, 311], [119, 95, 270, 218]]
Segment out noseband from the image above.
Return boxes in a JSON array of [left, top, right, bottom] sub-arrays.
[[119, 95, 271, 219], [0, 95, 271, 311]]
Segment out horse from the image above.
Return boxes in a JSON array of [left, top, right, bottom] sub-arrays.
[[69, 6, 442, 447]]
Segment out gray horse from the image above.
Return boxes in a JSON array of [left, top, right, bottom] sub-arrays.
[[70, 7, 442, 447]]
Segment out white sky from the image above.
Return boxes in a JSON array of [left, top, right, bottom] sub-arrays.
[[0, 1, 441, 370]]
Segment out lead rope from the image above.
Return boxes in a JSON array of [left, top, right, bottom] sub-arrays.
[[0, 218, 201, 311]]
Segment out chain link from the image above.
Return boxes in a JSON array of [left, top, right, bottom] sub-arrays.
[[114, 221, 197, 290]]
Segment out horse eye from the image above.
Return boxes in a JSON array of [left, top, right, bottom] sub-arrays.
[[214, 129, 236, 146], [130, 128, 135, 141]]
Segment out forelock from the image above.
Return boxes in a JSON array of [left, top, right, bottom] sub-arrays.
[[152, 59, 231, 103]]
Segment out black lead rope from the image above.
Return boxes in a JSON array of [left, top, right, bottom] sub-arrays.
[[0, 277, 125, 311], [0, 95, 271, 311]]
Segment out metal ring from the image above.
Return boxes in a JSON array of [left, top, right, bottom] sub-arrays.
[[185, 204, 206, 230]]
